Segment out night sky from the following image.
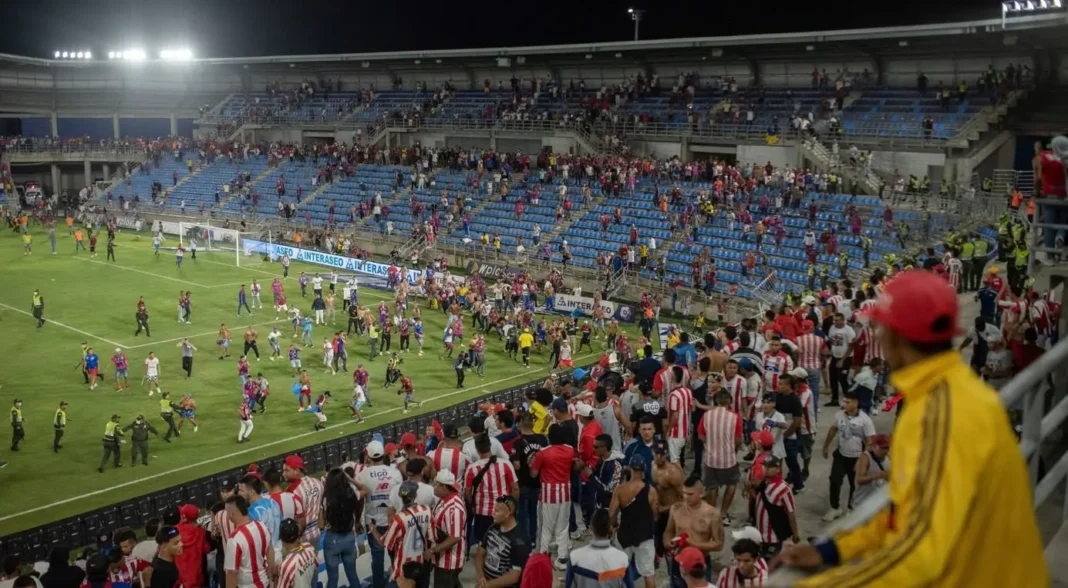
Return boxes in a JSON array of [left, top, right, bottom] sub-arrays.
[[1, 0, 995, 59]]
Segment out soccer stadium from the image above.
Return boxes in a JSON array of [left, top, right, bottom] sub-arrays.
[[1, 2, 1068, 587]]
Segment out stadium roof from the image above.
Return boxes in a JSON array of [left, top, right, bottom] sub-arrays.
[[1, 12, 1066, 69]]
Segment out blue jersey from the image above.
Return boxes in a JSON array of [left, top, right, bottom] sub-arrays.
[[414, 324, 424, 337], [302, 317, 313, 332], [238, 289, 247, 301], [249, 496, 282, 554], [85, 353, 99, 370], [977, 288, 998, 317]]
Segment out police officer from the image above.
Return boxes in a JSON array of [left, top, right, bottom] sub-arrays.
[[106, 237, 116, 262], [346, 303, 360, 335], [159, 391, 179, 442], [54, 401, 68, 453], [98, 414, 124, 473], [10, 399, 24, 451], [807, 264, 817, 291], [31, 289, 45, 328], [368, 323, 380, 360], [861, 235, 872, 268], [123, 415, 159, 466], [838, 251, 849, 279], [973, 237, 990, 291], [819, 265, 830, 291], [135, 307, 151, 337], [960, 235, 976, 292]]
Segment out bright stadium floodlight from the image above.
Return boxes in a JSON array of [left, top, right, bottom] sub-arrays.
[[54, 51, 61, 58], [61, 51, 69, 58], [1003, 0, 1063, 26], [85, 51, 92, 59], [108, 51, 115, 59], [125, 49, 146, 61], [75, 51, 83, 59], [160, 48, 193, 61]]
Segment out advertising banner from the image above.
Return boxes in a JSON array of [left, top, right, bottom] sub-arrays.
[[242, 239, 423, 286], [465, 260, 521, 280], [553, 293, 635, 323]]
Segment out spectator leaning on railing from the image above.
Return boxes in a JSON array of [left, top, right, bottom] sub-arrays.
[[772, 270, 1048, 586]]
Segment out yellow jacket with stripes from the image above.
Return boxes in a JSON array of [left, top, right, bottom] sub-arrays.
[[800, 351, 1048, 587]]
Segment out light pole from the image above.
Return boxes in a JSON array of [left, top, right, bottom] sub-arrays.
[[628, 8, 646, 41]]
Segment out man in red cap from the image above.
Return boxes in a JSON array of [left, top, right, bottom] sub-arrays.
[[775, 270, 1049, 586], [174, 504, 210, 588], [283, 455, 324, 545], [674, 546, 712, 587]]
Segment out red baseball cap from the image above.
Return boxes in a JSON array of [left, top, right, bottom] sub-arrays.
[[864, 271, 960, 343], [750, 430, 774, 448], [384, 442, 398, 456], [179, 504, 200, 522], [284, 455, 304, 470], [676, 547, 707, 573], [399, 432, 418, 447]]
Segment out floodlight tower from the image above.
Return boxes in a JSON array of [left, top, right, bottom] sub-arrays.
[[628, 8, 646, 41]]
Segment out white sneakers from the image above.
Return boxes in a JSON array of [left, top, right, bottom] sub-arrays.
[[822, 507, 845, 522]]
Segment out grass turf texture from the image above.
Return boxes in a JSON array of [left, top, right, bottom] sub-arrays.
[[0, 226, 640, 535]]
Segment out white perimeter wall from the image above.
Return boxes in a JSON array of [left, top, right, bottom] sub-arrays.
[[737, 144, 799, 169], [872, 150, 946, 180]]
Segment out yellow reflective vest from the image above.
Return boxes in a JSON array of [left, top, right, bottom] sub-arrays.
[[799, 351, 1048, 587]]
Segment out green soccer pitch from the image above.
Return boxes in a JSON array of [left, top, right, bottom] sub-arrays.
[[0, 225, 636, 535]]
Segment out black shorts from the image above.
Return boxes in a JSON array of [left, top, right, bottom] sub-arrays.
[[702, 463, 741, 488]]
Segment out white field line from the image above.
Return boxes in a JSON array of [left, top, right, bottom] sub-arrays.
[[124, 318, 293, 349], [0, 351, 600, 526], [0, 302, 128, 349], [83, 259, 214, 288], [198, 257, 279, 277]]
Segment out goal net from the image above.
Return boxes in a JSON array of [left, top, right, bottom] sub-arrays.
[[177, 221, 272, 267]]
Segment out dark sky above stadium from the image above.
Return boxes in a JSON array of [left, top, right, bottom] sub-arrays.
[[3, 0, 995, 59]]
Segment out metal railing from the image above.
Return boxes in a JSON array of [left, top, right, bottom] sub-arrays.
[[1027, 198, 1068, 275], [0, 141, 153, 156], [772, 334, 1068, 585]]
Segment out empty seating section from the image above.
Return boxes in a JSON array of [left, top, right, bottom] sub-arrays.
[[107, 157, 191, 203], [211, 92, 362, 124], [840, 88, 981, 138], [302, 166, 408, 228], [352, 91, 434, 123]]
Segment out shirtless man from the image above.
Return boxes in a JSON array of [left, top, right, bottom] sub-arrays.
[[652, 442, 684, 558], [609, 455, 659, 588], [664, 477, 724, 585], [699, 333, 729, 375]]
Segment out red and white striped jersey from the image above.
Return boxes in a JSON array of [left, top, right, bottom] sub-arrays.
[[213, 509, 236, 547], [431, 446, 469, 485], [432, 492, 468, 570], [856, 326, 884, 364], [269, 491, 305, 522], [667, 386, 695, 439], [725, 375, 748, 416], [723, 340, 740, 355], [292, 476, 324, 543], [275, 543, 317, 588], [794, 334, 826, 370], [716, 564, 768, 587], [745, 375, 764, 421], [698, 407, 742, 469], [761, 351, 794, 391], [756, 478, 796, 544], [383, 505, 434, 582], [107, 555, 149, 584], [239, 403, 252, 420], [463, 458, 517, 516], [827, 295, 844, 309], [797, 387, 815, 436], [225, 520, 272, 588], [859, 299, 877, 314]]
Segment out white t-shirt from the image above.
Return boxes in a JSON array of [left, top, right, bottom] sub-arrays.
[[357, 464, 403, 528], [132, 539, 158, 563], [833, 410, 876, 458], [389, 480, 438, 512], [754, 410, 787, 458], [145, 357, 160, 376], [985, 348, 1014, 390], [312, 277, 323, 290], [462, 436, 510, 465], [826, 325, 856, 359]]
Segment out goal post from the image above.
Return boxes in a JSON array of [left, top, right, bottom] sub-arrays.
[[177, 221, 272, 267]]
